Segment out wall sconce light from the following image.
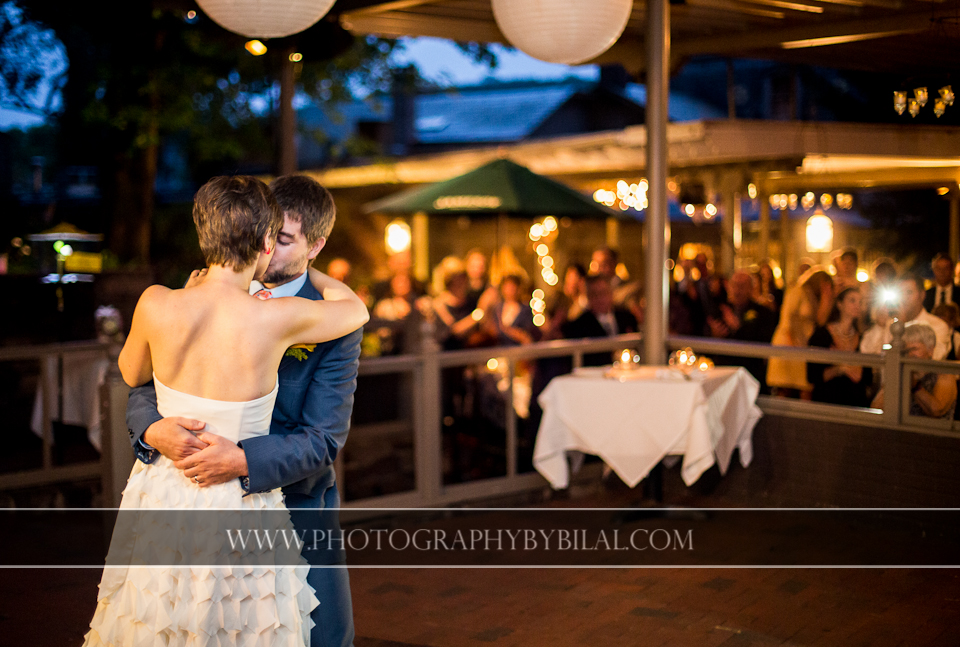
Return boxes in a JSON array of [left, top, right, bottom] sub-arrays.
[[806, 212, 834, 253], [385, 220, 412, 254]]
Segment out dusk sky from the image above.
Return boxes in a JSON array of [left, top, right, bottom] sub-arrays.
[[0, 35, 597, 131]]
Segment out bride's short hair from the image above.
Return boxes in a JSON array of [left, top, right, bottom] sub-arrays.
[[193, 176, 283, 269]]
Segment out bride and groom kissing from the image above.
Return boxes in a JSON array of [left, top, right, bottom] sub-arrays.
[[83, 175, 367, 646]]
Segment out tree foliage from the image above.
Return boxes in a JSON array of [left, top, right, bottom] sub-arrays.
[[0, 1, 66, 115], [5, 1, 400, 263]]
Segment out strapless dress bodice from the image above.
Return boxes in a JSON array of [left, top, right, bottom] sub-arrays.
[[153, 372, 278, 444]]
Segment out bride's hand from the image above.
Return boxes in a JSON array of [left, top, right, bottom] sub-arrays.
[[185, 268, 208, 289]]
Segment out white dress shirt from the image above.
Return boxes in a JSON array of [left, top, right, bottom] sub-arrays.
[[859, 308, 953, 360], [934, 284, 953, 308], [249, 271, 308, 298], [596, 312, 618, 337]]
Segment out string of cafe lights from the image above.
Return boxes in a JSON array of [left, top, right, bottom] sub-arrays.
[[528, 216, 559, 327], [768, 191, 853, 211]]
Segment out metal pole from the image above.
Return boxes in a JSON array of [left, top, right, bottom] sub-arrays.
[[720, 174, 736, 276], [950, 193, 959, 264], [726, 59, 736, 120], [606, 217, 620, 249], [759, 187, 770, 261], [412, 212, 430, 283], [883, 319, 904, 426], [644, 0, 670, 366], [416, 320, 443, 504], [278, 46, 297, 176], [780, 205, 791, 283]]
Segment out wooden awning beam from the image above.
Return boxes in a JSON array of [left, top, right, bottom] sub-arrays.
[[673, 9, 934, 57]]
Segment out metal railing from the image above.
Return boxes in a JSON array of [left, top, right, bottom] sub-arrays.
[[6, 320, 959, 509], [0, 340, 125, 498], [341, 330, 640, 508], [669, 326, 960, 437]]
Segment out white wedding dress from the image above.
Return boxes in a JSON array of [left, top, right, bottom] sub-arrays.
[[83, 374, 319, 647]]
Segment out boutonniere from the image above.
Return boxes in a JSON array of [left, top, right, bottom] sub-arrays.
[[744, 310, 757, 322], [284, 344, 316, 361]]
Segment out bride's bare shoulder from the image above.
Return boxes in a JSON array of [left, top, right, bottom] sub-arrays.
[[130, 284, 174, 323], [137, 284, 172, 307]]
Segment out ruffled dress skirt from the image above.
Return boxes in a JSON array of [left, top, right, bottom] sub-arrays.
[[83, 376, 318, 646]]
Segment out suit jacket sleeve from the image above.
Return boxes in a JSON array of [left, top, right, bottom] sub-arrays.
[[242, 327, 362, 493], [126, 382, 162, 464]]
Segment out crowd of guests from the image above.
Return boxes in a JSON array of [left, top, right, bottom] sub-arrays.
[[339, 246, 638, 356], [670, 247, 960, 418], [329, 243, 960, 419]]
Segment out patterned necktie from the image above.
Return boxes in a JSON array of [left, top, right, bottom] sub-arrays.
[[254, 289, 273, 301]]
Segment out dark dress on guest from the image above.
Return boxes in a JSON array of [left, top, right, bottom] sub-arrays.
[[710, 299, 778, 393], [492, 301, 537, 347], [561, 308, 639, 367], [806, 326, 871, 407]]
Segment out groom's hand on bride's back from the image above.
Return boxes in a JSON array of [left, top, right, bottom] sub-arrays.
[[143, 417, 208, 461]]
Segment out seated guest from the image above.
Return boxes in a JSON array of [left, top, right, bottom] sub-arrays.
[[464, 248, 498, 312], [590, 246, 622, 291], [373, 272, 417, 321], [924, 253, 960, 313], [861, 272, 952, 360], [561, 275, 638, 366], [433, 269, 486, 350], [872, 322, 957, 419], [371, 272, 428, 355], [755, 260, 783, 314], [932, 302, 960, 359], [544, 263, 587, 339], [487, 274, 538, 346], [862, 258, 897, 328], [372, 250, 426, 303], [706, 270, 778, 389], [806, 287, 871, 407], [832, 247, 861, 293]]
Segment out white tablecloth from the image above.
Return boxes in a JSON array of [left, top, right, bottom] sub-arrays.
[[31, 351, 110, 451], [533, 366, 762, 489]]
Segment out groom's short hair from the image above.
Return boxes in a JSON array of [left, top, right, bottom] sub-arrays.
[[193, 176, 283, 269], [270, 175, 336, 245]]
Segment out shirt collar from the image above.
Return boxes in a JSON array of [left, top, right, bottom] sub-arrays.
[[249, 271, 308, 298]]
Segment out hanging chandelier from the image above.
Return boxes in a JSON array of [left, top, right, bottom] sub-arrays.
[[894, 85, 954, 118]]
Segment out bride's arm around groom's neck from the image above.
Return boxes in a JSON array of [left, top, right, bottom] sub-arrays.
[[264, 268, 369, 346]]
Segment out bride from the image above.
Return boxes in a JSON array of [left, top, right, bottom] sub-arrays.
[[83, 175, 368, 646]]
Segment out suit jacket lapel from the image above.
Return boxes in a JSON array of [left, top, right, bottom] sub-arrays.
[[295, 276, 323, 301]]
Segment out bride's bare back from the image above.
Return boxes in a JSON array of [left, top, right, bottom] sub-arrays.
[[119, 267, 368, 402], [143, 283, 286, 400]]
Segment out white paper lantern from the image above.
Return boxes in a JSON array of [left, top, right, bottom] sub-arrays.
[[492, 0, 633, 66], [197, 0, 336, 39]]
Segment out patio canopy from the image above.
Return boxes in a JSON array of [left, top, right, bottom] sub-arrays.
[[335, 0, 960, 77], [363, 158, 623, 219]]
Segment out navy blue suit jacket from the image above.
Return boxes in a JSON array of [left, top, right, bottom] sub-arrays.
[[126, 277, 362, 565]]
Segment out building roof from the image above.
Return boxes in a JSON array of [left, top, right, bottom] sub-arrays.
[[297, 77, 724, 152], [413, 81, 586, 143]]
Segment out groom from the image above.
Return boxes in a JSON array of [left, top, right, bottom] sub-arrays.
[[126, 174, 360, 647]]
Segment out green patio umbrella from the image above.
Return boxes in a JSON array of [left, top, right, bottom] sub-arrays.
[[363, 158, 623, 218]]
